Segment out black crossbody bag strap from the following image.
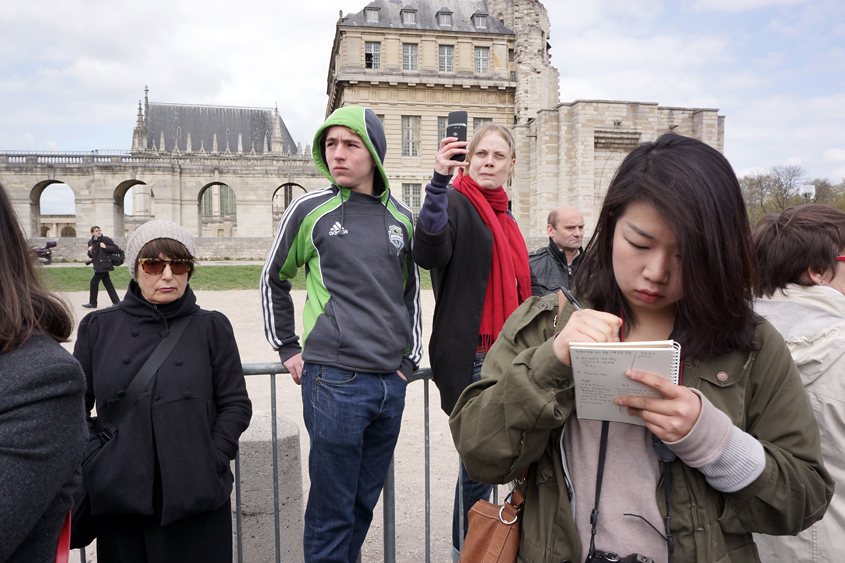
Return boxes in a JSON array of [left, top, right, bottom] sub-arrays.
[[99, 315, 191, 442]]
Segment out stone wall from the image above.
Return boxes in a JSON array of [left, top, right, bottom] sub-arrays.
[[29, 236, 276, 262]]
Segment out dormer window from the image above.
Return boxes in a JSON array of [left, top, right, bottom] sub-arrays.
[[437, 11, 452, 26], [365, 8, 379, 23], [473, 14, 487, 28], [402, 9, 417, 25]]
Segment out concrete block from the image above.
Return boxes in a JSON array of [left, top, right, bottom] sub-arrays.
[[232, 411, 303, 563]]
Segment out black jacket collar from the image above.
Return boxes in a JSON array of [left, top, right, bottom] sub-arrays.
[[118, 280, 200, 329]]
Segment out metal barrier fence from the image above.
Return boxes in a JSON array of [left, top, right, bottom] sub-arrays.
[[75, 362, 495, 563]]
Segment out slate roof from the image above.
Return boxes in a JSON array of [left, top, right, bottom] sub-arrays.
[[340, 0, 513, 34], [146, 103, 296, 154]]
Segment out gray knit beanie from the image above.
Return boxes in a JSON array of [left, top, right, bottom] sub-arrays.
[[126, 220, 196, 281]]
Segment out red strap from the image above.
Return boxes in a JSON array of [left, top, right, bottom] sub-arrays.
[[55, 511, 71, 563]]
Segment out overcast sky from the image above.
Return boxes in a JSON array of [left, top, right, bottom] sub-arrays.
[[2, 0, 843, 214]]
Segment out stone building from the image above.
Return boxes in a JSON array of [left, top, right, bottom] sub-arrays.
[[328, 0, 724, 240], [126, 88, 301, 236]]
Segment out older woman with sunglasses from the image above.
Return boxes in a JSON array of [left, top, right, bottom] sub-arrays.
[[73, 220, 251, 563]]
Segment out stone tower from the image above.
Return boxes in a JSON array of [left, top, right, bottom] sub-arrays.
[[487, 0, 559, 123]]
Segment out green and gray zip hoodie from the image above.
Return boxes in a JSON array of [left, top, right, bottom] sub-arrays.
[[260, 106, 422, 378]]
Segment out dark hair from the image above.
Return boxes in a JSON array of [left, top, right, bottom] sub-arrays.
[[135, 237, 195, 280], [572, 133, 757, 360], [0, 182, 74, 353], [752, 205, 845, 297], [90, 225, 100, 233]]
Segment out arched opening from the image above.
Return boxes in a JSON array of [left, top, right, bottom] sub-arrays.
[[198, 182, 237, 237], [60, 226, 77, 238], [114, 180, 149, 237], [272, 183, 307, 233], [31, 180, 77, 239]]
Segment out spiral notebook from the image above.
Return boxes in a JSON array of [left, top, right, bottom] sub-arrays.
[[569, 340, 682, 426]]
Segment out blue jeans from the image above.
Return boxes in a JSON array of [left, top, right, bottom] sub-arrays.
[[452, 351, 494, 562], [301, 363, 407, 563]]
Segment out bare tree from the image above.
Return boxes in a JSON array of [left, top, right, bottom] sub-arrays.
[[739, 165, 808, 226], [768, 165, 806, 212]]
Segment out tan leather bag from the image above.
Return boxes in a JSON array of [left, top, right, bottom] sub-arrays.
[[459, 471, 528, 563]]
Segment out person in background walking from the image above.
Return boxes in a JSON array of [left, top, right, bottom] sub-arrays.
[[752, 204, 845, 563], [0, 181, 87, 563], [74, 220, 251, 563], [529, 204, 585, 296], [82, 225, 120, 308], [413, 122, 532, 562]]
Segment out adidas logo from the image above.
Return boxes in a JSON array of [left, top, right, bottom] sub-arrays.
[[329, 221, 348, 236]]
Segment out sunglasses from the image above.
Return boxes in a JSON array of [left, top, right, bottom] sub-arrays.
[[138, 258, 193, 275]]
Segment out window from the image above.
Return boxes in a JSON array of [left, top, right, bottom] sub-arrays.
[[439, 45, 454, 72], [402, 43, 418, 71], [438, 12, 452, 26], [402, 183, 422, 220], [510, 71, 516, 81], [401, 116, 421, 157], [437, 117, 448, 143], [365, 42, 381, 69], [474, 15, 487, 28], [220, 184, 236, 217], [376, 114, 385, 126], [365, 8, 379, 23], [402, 10, 416, 24], [475, 47, 489, 74], [509, 49, 514, 62], [473, 117, 492, 131]]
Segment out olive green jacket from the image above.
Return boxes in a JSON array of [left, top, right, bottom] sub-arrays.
[[450, 293, 833, 563]]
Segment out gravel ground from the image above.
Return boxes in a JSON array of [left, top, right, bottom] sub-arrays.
[[60, 284, 507, 563]]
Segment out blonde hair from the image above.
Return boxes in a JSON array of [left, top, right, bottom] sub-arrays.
[[466, 123, 517, 183]]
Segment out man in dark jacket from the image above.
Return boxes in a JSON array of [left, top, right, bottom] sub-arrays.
[[82, 226, 120, 308], [529, 205, 584, 296], [261, 105, 421, 563]]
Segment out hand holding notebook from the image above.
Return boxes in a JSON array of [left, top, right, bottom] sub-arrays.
[[569, 340, 682, 426]]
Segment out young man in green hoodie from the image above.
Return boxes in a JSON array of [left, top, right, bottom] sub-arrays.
[[261, 106, 422, 563]]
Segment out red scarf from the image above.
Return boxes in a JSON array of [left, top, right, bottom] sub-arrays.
[[453, 171, 532, 350]]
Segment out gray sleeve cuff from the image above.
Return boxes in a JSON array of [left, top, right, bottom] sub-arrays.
[[666, 389, 765, 493]]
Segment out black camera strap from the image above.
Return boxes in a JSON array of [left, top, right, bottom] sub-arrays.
[[587, 420, 610, 559], [652, 436, 676, 563]]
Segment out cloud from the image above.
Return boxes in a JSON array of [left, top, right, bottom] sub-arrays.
[[824, 148, 845, 162], [688, 0, 808, 13]]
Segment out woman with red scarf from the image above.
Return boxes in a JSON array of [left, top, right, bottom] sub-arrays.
[[414, 122, 533, 562]]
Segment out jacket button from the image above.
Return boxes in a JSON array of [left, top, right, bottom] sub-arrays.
[[183, 392, 192, 399], [538, 302, 548, 309], [175, 359, 183, 366], [117, 390, 126, 398], [131, 329, 139, 337], [716, 371, 728, 382], [122, 357, 130, 364]]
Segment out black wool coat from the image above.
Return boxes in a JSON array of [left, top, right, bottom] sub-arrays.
[[87, 235, 119, 273], [414, 189, 494, 415], [73, 282, 252, 526]]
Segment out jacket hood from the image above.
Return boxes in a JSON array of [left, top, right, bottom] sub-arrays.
[[755, 284, 845, 384], [312, 106, 389, 202]]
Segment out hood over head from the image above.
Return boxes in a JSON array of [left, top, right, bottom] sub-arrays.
[[312, 106, 389, 199]]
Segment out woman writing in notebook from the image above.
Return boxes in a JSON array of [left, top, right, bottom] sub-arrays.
[[449, 134, 833, 563]]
